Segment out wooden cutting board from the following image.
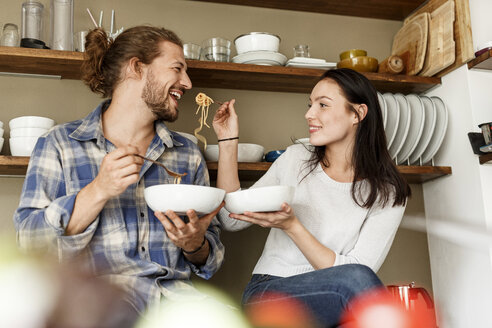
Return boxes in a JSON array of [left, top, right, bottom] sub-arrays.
[[391, 12, 429, 75], [419, 0, 455, 77], [404, 0, 473, 77]]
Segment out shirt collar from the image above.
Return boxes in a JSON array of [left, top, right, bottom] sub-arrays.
[[69, 100, 184, 149]]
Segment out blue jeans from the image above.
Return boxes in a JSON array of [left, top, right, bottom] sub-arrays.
[[242, 264, 383, 328]]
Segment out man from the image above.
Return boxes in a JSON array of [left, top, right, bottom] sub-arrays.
[[13, 26, 225, 314]]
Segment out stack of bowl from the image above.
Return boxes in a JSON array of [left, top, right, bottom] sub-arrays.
[[202, 37, 231, 62], [0, 121, 4, 153], [337, 49, 378, 72], [9, 116, 55, 156]]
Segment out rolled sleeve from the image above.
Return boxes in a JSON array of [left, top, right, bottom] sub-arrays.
[[186, 218, 225, 279]]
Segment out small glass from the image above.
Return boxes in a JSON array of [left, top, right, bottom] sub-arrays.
[[293, 44, 310, 58], [74, 30, 88, 52], [183, 43, 202, 60], [1, 23, 20, 47], [22, 1, 44, 41]]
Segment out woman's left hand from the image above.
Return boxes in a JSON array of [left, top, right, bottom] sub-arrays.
[[229, 203, 298, 232], [212, 99, 238, 140]]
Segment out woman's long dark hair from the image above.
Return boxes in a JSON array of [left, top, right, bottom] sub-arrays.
[[304, 68, 411, 208]]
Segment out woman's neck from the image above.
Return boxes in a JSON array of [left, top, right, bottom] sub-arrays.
[[322, 143, 354, 183]]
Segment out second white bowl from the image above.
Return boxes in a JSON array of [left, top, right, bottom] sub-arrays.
[[234, 32, 280, 54], [9, 116, 55, 130], [225, 185, 295, 214], [0, 137, 4, 153], [204, 143, 264, 162], [10, 136, 40, 156]]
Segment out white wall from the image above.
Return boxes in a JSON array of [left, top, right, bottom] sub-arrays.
[[423, 64, 492, 327]]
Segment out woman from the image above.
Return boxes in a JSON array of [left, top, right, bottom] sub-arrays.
[[212, 68, 411, 327]]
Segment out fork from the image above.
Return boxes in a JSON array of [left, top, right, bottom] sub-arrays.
[[134, 154, 187, 179]]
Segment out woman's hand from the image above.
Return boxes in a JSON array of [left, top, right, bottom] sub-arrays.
[[229, 203, 299, 232], [212, 99, 238, 139]]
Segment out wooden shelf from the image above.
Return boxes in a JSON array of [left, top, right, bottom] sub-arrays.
[[0, 46, 441, 94], [191, 0, 427, 21], [1, 156, 451, 183], [479, 153, 492, 165], [468, 49, 492, 70]]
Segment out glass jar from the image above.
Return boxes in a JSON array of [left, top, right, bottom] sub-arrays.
[[50, 0, 73, 50], [1, 24, 20, 47], [293, 44, 310, 58], [22, 1, 44, 41]]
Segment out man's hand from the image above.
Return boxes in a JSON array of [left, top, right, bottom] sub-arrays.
[[155, 201, 225, 252], [92, 146, 143, 201]]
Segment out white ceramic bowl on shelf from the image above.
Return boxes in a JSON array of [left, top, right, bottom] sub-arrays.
[[234, 32, 280, 54], [0, 137, 4, 153], [144, 184, 226, 216], [0, 127, 4, 138], [9, 116, 55, 130], [9, 136, 40, 156], [10, 127, 49, 138], [224, 185, 295, 214], [0, 121, 4, 129], [204, 143, 264, 162]]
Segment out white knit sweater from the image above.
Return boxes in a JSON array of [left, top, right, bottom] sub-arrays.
[[218, 144, 406, 276]]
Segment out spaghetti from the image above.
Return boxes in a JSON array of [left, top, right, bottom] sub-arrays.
[[194, 92, 214, 149]]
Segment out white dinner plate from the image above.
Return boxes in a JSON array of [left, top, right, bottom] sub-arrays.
[[382, 93, 399, 149], [397, 94, 425, 165], [420, 96, 448, 164], [409, 96, 436, 164], [377, 92, 387, 129], [388, 93, 411, 160], [232, 51, 287, 66], [285, 62, 337, 69]]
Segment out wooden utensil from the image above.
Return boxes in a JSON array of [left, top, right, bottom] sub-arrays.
[[378, 55, 404, 74], [419, 0, 456, 77], [404, 0, 473, 77], [391, 12, 429, 76], [134, 154, 187, 179]]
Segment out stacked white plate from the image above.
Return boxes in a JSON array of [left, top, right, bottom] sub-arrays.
[[0, 120, 4, 153], [286, 57, 337, 69], [378, 93, 448, 165], [232, 50, 287, 66], [9, 116, 55, 156]]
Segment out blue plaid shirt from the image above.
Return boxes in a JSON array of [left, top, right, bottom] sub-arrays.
[[13, 100, 225, 312]]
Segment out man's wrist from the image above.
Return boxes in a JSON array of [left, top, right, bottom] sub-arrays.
[[182, 237, 207, 255]]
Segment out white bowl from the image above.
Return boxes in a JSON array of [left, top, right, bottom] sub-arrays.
[[234, 32, 280, 55], [0, 127, 4, 137], [175, 131, 198, 145], [10, 127, 49, 138], [204, 143, 264, 162], [0, 137, 4, 153], [225, 185, 295, 214], [9, 136, 40, 156], [144, 184, 226, 216], [9, 116, 55, 130]]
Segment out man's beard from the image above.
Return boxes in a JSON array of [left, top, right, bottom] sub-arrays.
[[141, 70, 179, 122]]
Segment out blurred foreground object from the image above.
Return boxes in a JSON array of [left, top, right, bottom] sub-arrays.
[[137, 283, 250, 328], [341, 287, 436, 328], [245, 291, 320, 328], [0, 237, 137, 328]]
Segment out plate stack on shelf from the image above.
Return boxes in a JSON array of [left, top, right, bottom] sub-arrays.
[[285, 57, 337, 69], [232, 32, 287, 66], [9, 116, 55, 156], [0, 121, 4, 153], [378, 93, 448, 165]]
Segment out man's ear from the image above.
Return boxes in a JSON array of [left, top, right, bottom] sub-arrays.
[[353, 104, 368, 124], [126, 57, 144, 80]]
